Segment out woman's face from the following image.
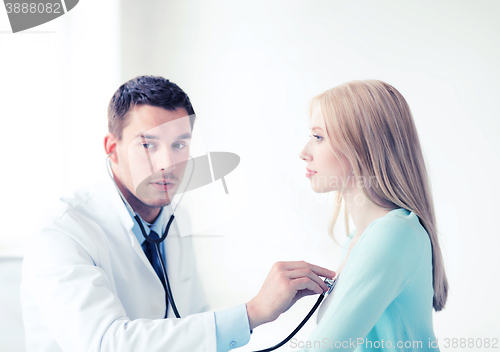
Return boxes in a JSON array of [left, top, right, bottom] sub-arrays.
[[299, 105, 351, 193]]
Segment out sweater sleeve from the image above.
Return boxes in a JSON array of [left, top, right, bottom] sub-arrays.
[[301, 215, 425, 352]]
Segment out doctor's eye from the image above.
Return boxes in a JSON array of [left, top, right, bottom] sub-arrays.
[[172, 142, 187, 150], [141, 143, 155, 149]]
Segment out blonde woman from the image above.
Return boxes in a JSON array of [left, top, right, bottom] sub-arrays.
[[297, 80, 447, 352]]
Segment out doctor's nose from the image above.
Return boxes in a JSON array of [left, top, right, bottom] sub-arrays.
[[153, 149, 176, 174]]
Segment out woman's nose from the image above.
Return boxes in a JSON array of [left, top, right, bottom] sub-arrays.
[[299, 145, 311, 162]]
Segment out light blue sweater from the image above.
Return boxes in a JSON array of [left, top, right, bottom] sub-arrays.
[[298, 208, 440, 352]]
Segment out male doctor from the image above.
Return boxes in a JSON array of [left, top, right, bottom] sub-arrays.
[[20, 75, 335, 352]]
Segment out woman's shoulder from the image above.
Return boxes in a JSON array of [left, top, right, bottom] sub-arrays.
[[357, 208, 430, 258]]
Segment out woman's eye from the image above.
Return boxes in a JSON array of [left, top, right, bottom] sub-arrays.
[[310, 134, 323, 142], [141, 143, 155, 149]]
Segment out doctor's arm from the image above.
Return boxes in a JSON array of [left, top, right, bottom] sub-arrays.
[[213, 261, 336, 352], [22, 227, 335, 352], [246, 261, 336, 330]]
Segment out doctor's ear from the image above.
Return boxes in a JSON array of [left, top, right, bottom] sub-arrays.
[[104, 133, 119, 163]]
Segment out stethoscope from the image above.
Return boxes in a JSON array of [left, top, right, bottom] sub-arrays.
[[252, 275, 339, 352], [106, 151, 340, 351], [106, 152, 195, 319]]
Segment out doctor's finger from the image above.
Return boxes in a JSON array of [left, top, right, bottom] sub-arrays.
[[289, 277, 323, 295], [279, 261, 335, 278], [286, 269, 329, 292]]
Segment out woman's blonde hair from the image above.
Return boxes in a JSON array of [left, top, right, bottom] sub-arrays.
[[311, 79, 448, 311]]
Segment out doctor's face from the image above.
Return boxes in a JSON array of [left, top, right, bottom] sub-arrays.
[[299, 105, 351, 193], [115, 104, 192, 207]]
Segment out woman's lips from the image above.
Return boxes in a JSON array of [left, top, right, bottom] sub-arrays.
[[306, 169, 317, 178]]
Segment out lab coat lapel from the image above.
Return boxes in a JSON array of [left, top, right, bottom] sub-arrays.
[[97, 174, 167, 285], [97, 172, 191, 317]]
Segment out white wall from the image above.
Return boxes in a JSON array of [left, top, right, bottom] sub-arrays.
[[2, 1, 499, 351], [120, 1, 500, 351], [0, 1, 120, 350], [0, 0, 121, 256]]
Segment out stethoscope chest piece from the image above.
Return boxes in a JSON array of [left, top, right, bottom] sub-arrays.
[[324, 276, 339, 295]]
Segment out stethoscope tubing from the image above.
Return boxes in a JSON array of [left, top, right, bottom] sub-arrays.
[[252, 275, 339, 352], [154, 238, 181, 318]]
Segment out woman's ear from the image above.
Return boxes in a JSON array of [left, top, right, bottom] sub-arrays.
[[104, 133, 118, 163]]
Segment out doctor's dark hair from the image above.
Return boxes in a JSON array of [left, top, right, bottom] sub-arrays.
[[311, 80, 448, 312], [107, 75, 196, 140]]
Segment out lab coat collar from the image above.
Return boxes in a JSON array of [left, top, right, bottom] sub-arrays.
[[94, 171, 135, 232], [94, 172, 161, 272]]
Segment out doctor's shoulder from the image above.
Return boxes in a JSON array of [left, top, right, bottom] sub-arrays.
[[26, 184, 112, 262]]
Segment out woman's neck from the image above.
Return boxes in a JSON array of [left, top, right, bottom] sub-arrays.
[[342, 185, 396, 239]]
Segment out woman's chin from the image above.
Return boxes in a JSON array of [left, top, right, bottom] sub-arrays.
[[310, 184, 332, 193]]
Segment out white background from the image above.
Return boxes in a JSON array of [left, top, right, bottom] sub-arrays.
[[1, 1, 499, 351]]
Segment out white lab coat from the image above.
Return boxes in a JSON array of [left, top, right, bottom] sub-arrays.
[[20, 174, 216, 352]]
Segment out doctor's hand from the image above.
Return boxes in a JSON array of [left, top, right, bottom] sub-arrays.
[[245, 261, 335, 330]]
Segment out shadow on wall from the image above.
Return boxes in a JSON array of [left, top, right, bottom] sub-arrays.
[[0, 258, 25, 352]]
